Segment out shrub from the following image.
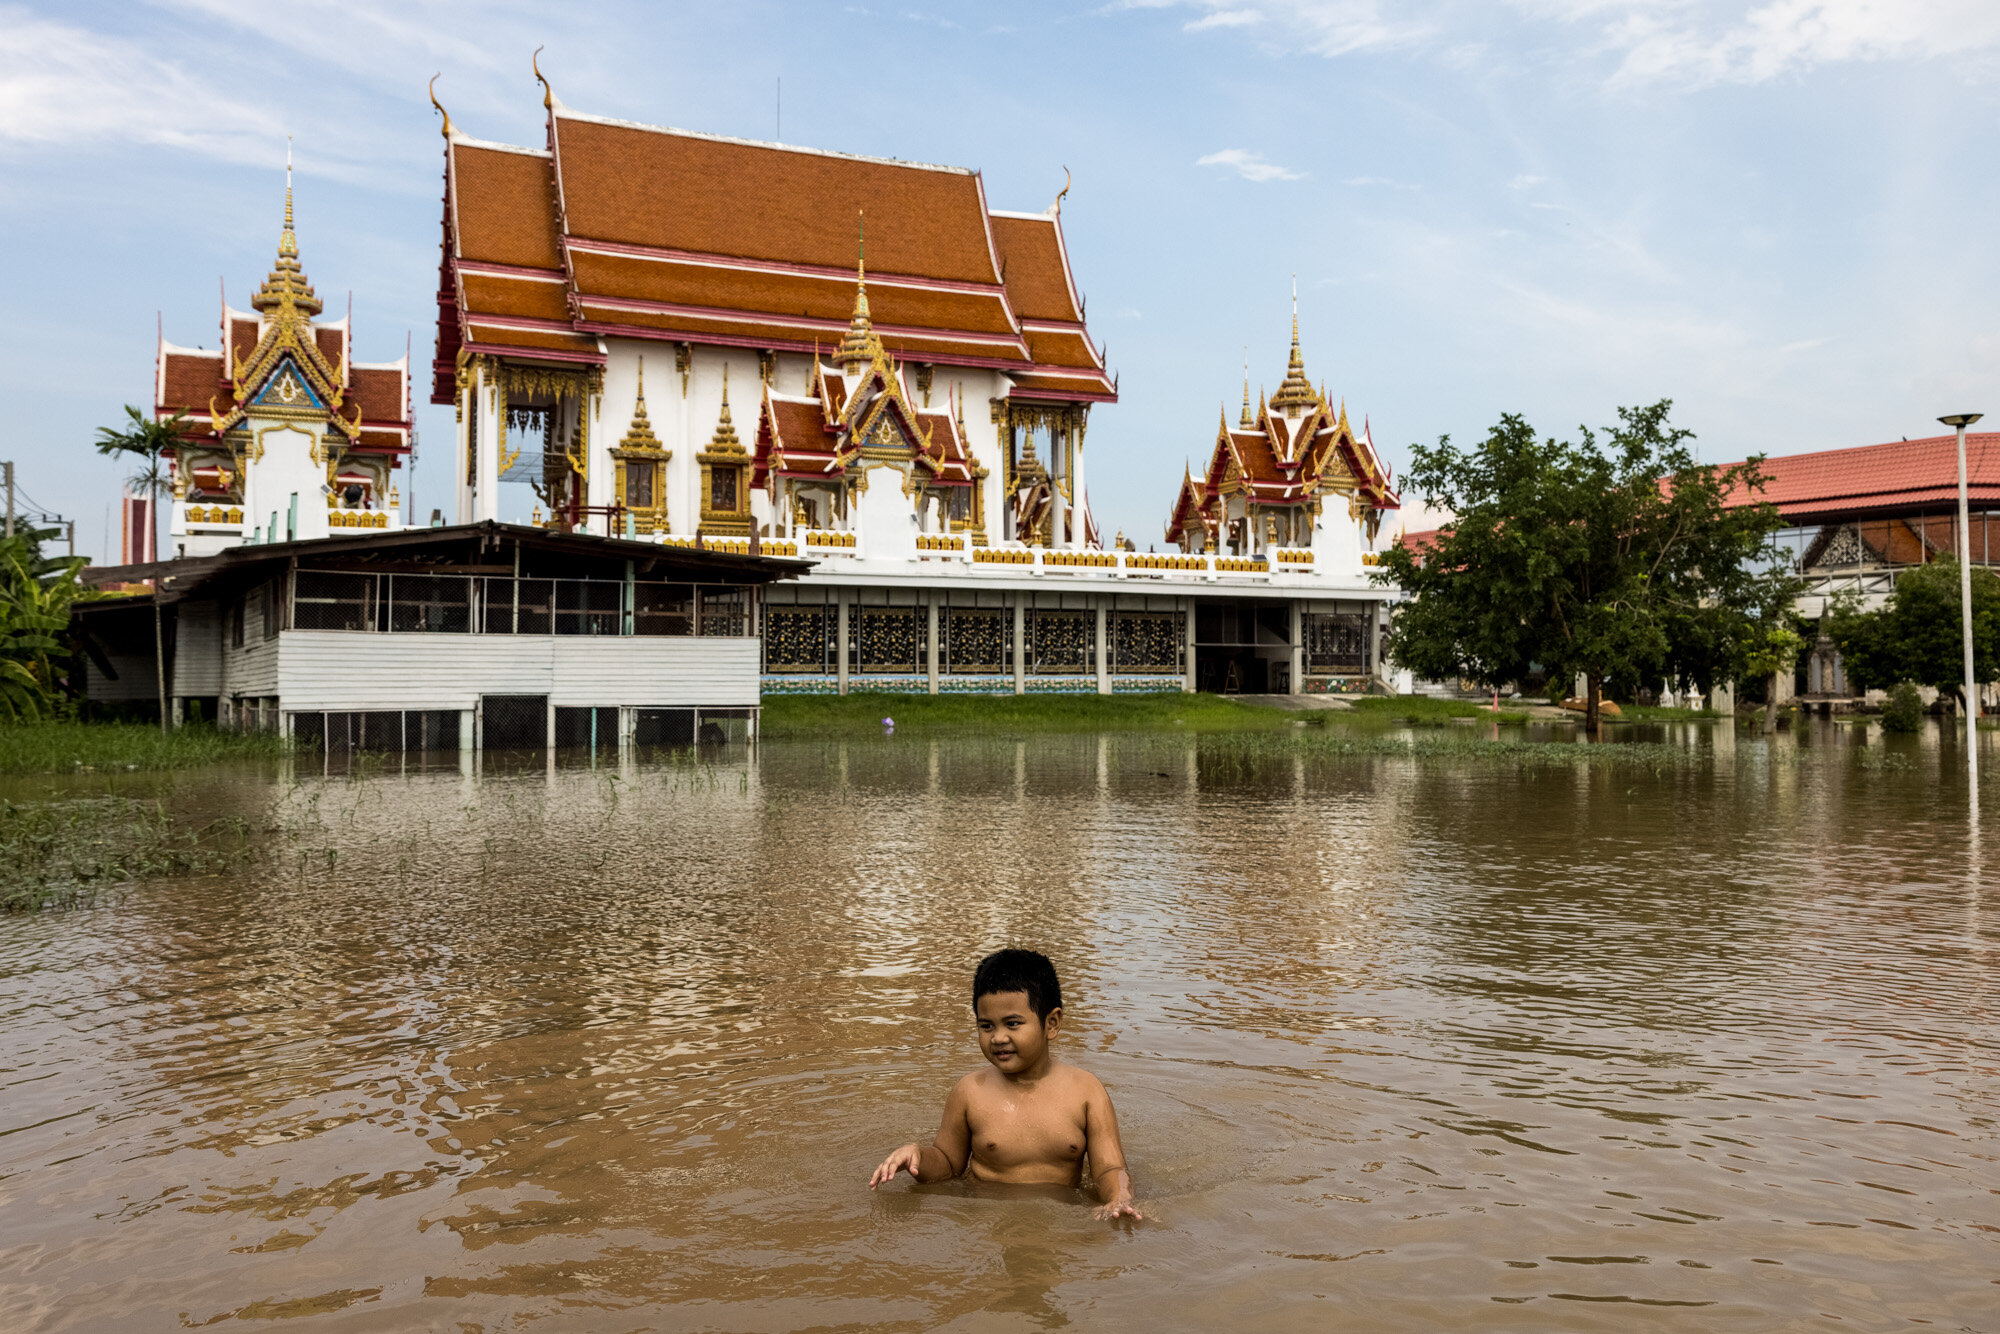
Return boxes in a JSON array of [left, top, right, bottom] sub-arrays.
[[1882, 682, 1923, 733]]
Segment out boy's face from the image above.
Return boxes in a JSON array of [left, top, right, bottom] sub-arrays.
[[974, 990, 1059, 1076]]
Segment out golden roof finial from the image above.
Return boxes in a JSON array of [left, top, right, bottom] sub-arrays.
[[620, 356, 663, 450], [428, 74, 455, 138], [711, 363, 740, 448], [832, 210, 882, 370], [281, 136, 296, 257], [1052, 166, 1071, 215], [533, 46, 553, 110], [1240, 347, 1253, 427], [1270, 277, 1317, 413], [253, 144, 321, 318]]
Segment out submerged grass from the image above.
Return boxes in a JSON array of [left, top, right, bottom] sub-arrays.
[[0, 798, 255, 911], [0, 723, 288, 776], [761, 691, 1294, 737]]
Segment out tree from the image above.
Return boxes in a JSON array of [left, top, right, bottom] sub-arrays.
[[94, 407, 186, 734], [0, 523, 93, 721], [1824, 559, 2000, 712], [1374, 401, 1798, 731], [1736, 615, 1807, 730]]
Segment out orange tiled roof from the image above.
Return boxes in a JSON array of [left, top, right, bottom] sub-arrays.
[[348, 366, 407, 424], [1719, 433, 2000, 522], [434, 100, 1113, 404], [159, 350, 226, 422]]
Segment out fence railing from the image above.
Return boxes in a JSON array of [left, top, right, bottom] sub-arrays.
[[290, 570, 754, 637]]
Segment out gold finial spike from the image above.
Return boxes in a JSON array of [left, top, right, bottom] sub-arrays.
[[533, 46, 553, 109], [279, 137, 297, 258], [710, 363, 741, 448], [1271, 282, 1316, 413], [429, 74, 456, 138], [1240, 347, 1253, 427], [1053, 166, 1071, 215], [832, 210, 881, 370]]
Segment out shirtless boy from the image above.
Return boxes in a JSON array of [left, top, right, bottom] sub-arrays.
[[868, 949, 1140, 1221]]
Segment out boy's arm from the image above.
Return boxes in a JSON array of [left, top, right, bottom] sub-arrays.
[[1083, 1077, 1141, 1221], [869, 1077, 972, 1189]]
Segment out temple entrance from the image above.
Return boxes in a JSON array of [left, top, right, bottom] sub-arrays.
[[1193, 600, 1291, 694]]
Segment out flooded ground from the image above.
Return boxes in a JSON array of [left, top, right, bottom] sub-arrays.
[[1, 720, 1994, 1331]]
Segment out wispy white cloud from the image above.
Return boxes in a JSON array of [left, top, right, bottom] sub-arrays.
[[1599, 0, 2000, 87], [1143, 0, 2000, 84], [1199, 147, 1305, 180], [1186, 8, 1263, 30], [0, 10, 272, 161]]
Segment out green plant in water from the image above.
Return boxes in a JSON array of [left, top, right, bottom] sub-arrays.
[[0, 797, 254, 912], [1882, 682, 1924, 733]]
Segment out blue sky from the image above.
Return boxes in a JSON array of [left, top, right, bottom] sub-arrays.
[[4, 0, 1997, 560]]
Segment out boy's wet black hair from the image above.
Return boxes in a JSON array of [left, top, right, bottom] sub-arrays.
[[972, 949, 1064, 1021]]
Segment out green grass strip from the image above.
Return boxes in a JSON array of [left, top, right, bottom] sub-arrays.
[[760, 691, 1296, 737], [0, 722, 288, 776]]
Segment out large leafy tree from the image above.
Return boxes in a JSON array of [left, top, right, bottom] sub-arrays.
[[1825, 559, 2000, 711], [1373, 401, 1797, 730], [0, 524, 94, 721], [94, 407, 186, 733]]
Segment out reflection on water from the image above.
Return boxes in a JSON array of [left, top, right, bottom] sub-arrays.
[[0, 722, 1993, 1331]]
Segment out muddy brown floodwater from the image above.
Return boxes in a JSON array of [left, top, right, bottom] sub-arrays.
[[1, 722, 1995, 1331]]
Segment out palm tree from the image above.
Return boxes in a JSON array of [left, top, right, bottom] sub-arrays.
[[95, 407, 186, 733]]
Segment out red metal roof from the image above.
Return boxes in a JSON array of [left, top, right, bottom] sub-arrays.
[[1721, 432, 2000, 523]]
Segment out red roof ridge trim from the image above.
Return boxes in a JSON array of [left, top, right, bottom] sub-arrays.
[[572, 296, 1030, 348], [562, 236, 1011, 297], [551, 106, 978, 177], [457, 260, 569, 282]]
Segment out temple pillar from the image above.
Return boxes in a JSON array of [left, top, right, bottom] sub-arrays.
[[836, 591, 851, 696], [1183, 597, 1197, 693], [471, 362, 501, 524], [927, 597, 940, 695], [1289, 601, 1303, 696], [1095, 601, 1109, 695], [1012, 596, 1026, 695], [1071, 416, 1087, 550]]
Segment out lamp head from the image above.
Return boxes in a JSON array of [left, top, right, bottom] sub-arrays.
[[1938, 412, 1984, 428]]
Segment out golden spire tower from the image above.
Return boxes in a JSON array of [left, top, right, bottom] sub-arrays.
[[832, 210, 882, 369]]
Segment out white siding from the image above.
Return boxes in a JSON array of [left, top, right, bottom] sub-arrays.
[[174, 601, 223, 695], [223, 635, 279, 697], [275, 632, 760, 710], [550, 637, 759, 706]]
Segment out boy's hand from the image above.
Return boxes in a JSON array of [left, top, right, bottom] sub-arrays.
[[1093, 1196, 1143, 1223], [869, 1143, 923, 1189]]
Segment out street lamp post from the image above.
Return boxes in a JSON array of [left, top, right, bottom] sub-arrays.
[[1938, 413, 1983, 795]]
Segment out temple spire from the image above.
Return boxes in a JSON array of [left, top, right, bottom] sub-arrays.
[[832, 210, 881, 370], [620, 357, 662, 450], [1239, 347, 1253, 427], [711, 363, 739, 447], [253, 142, 321, 317], [1270, 277, 1316, 414]]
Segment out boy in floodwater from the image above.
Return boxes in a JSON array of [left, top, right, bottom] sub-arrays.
[[868, 949, 1141, 1222]]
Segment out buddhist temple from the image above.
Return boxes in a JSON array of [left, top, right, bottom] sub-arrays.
[[429, 68, 1401, 696], [155, 163, 413, 558]]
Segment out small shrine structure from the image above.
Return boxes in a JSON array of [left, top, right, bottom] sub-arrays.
[[156, 166, 413, 558]]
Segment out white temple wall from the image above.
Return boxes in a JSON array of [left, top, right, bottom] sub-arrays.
[[240, 420, 330, 542]]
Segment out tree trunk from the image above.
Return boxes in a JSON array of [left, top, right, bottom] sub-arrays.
[[153, 596, 168, 736], [1585, 672, 1601, 735]]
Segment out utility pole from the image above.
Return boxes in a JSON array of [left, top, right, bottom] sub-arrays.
[[1939, 412, 1984, 797], [4, 461, 13, 540]]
